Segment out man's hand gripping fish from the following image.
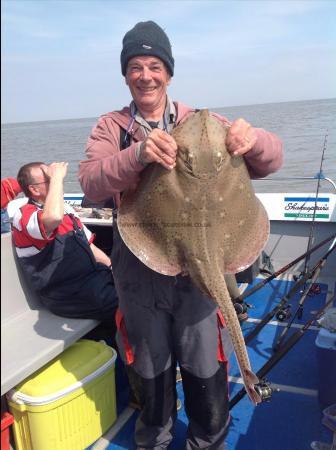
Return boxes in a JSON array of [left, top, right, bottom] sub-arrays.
[[118, 109, 270, 404]]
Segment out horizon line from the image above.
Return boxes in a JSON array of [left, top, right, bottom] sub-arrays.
[[2, 97, 335, 126]]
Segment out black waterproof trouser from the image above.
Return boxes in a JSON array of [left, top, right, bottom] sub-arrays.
[[19, 224, 118, 324], [112, 221, 231, 449]]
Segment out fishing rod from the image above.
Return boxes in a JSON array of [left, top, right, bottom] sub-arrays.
[[229, 295, 335, 409], [301, 132, 328, 282], [244, 243, 334, 345], [233, 233, 335, 304], [273, 238, 336, 351]]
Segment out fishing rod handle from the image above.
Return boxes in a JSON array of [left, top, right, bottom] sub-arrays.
[[258, 331, 304, 379], [273, 261, 326, 350], [274, 294, 334, 357], [245, 261, 320, 344], [244, 241, 335, 345], [231, 297, 335, 409], [235, 234, 335, 303], [274, 245, 335, 350]]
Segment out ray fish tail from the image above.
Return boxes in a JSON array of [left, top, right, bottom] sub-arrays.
[[184, 248, 262, 405]]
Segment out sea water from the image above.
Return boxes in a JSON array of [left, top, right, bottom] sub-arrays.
[[1, 98, 335, 194]]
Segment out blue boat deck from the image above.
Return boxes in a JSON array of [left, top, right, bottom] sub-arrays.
[[88, 276, 336, 450]]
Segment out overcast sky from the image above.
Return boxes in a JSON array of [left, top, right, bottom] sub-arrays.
[[2, 0, 336, 123]]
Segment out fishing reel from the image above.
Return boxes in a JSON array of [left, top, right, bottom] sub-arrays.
[[276, 305, 291, 322], [234, 301, 250, 322], [255, 379, 274, 403]]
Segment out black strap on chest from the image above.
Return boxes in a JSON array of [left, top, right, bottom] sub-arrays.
[[120, 127, 131, 150], [68, 213, 81, 233]]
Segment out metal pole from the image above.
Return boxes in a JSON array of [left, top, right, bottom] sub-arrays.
[[302, 133, 328, 280]]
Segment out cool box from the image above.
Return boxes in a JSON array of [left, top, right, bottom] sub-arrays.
[[7, 339, 117, 450]]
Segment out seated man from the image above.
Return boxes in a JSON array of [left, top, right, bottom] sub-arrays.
[[11, 161, 118, 324]]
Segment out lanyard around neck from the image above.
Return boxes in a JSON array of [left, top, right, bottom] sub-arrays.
[[123, 104, 171, 146]]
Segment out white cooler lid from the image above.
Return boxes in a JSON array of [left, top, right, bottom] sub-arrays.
[[7, 339, 117, 406]]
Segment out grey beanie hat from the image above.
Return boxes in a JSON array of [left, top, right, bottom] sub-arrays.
[[121, 21, 174, 76]]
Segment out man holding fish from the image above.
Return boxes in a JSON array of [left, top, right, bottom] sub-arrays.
[[79, 20, 283, 450]]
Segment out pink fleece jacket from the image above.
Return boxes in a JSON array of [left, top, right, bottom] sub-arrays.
[[79, 101, 283, 208]]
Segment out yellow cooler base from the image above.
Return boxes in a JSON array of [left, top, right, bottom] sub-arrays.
[[10, 368, 116, 450], [8, 340, 117, 450]]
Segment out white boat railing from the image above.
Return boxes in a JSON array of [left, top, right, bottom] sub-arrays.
[[256, 175, 336, 192]]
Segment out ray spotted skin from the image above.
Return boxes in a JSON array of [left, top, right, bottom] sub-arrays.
[[118, 109, 270, 403]]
